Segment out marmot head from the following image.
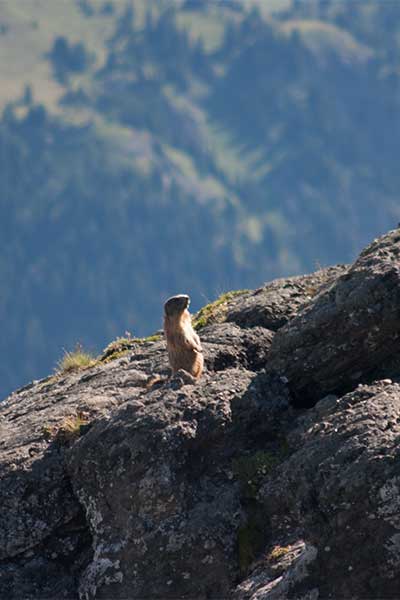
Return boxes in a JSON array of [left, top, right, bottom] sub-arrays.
[[164, 294, 190, 317]]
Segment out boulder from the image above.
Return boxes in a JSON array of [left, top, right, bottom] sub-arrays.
[[237, 380, 400, 599], [226, 265, 347, 331], [267, 229, 400, 405], [0, 326, 290, 599], [68, 369, 253, 599]]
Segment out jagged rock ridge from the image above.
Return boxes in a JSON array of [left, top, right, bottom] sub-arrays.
[[1, 229, 400, 599]]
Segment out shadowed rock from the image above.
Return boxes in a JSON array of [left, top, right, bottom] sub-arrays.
[[243, 380, 400, 599], [202, 323, 274, 372], [226, 265, 347, 331], [267, 228, 400, 405]]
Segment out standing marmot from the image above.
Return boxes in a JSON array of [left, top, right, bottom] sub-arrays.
[[163, 294, 204, 379]]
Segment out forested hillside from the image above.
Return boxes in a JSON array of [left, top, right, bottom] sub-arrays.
[[1, 0, 400, 397]]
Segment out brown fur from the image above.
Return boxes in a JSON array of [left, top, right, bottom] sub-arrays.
[[164, 296, 203, 379]]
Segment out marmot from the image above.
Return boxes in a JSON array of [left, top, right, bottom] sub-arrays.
[[163, 294, 204, 379]]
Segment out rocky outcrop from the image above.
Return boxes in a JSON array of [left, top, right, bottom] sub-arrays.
[[1, 229, 400, 599], [267, 228, 400, 405], [225, 265, 347, 331], [234, 377, 400, 599]]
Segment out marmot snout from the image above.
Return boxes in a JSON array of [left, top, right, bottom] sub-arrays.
[[164, 294, 204, 379]]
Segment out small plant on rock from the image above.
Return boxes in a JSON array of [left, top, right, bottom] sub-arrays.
[[56, 411, 90, 444], [267, 544, 291, 562], [56, 344, 96, 374], [100, 332, 162, 363], [193, 290, 248, 330], [100, 333, 134, 362], [42, 411, 90, 445]]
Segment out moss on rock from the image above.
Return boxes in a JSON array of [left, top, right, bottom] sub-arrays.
[[193, 290, 248, 330]]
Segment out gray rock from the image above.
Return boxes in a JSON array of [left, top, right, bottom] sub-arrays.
[[0, 338, 168, 598], [202, 323, 274, 372], [234, 541, 318, 600], [68, 369, 253, 599], [2, 229, 400, 599], [66, 365, 292, 599], [0, 333, 291, 599], [267, 229, 400, 405], [254, 380, 400, 599], [226, 265, 347, 330]]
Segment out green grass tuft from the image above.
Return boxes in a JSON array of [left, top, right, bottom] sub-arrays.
[[101, 349, 130, 363], [55, 332, 163, 375], [135, 334, 162, 344], [56, 345, 96, 374], [100, 333, 162, 363], [193, 290, 248, 330], [100, 335, 134, 361]]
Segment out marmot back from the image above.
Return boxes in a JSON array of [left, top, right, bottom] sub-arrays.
[[163, 294, 203, 379]]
